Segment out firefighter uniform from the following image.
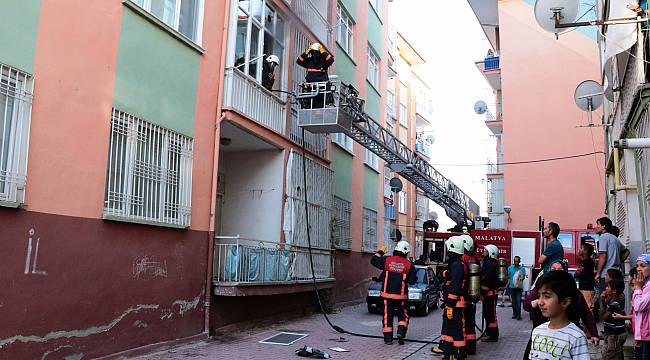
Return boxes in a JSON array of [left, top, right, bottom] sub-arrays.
[[370, 241, 417, 345], [296, 44, 335, 83], [461, 252, 479, 355], [480, 245, 500, 342], [437, 236, 467, 360]]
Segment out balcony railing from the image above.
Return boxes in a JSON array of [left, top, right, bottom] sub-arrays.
[[488, 213, 505, 229], [223, 68, 286, 134], [487, 161, 502, 174], [213, 236, 335, 285], [484, 56, 500, 71], [415, 139, 430, 157], [288, 0, 333, 49]]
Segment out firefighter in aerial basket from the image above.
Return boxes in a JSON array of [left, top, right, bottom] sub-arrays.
[[460, 235, 480, 355], [480, 244, 501, 342], [370, 241, 417, 345], [432, 236, 467, 360]]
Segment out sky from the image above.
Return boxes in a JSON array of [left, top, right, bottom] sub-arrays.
[[388, 0, 496, 229]]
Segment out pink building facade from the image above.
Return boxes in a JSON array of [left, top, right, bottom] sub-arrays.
[[470, 0, 606, 232]]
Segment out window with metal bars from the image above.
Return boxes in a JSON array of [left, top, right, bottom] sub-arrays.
[[104, 109, 193, 227], [331, 196, 351, 249], [362, 207, 377, 252], [0, 64, 33, 206]]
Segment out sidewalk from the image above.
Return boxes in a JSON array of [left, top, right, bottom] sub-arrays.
[[132, 303, 603, 360]]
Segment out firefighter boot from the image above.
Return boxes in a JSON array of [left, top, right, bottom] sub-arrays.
[[397, 334, 405, 345]]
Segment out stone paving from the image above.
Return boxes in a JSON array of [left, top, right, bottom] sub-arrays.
[[133, 302, 604, 360]]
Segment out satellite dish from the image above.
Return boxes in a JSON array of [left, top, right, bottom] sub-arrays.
[[474, 100, 487, 115], [389, 177, 403, 192], [429, 211, 438, 221], [534, 0, 579, 34], [574, 80, 603, 111], [426, 134, 435, 145]]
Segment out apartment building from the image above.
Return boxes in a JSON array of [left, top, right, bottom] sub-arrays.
[[468, 0, 605, 233], [598, 0, 650, 262], [0, 0, 226, 358]]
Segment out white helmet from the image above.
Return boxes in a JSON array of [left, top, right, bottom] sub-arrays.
[[309, 42, 323, 52], [445, 236, 465, 255], [461, 234, 474, 252], [395, 240, 411, 255], [266, 55, 280, 64], [484, 244, 499, 259]]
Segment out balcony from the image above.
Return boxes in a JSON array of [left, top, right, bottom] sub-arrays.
[[487, 161, 503, 175], [475, 56, 501, 91], [415, 102, 431, 128], [287, 0, 333, 49], [223, 68, 286, 134], [487, 213, 505, 229], [213, 236, 335, 294], [485, 111, 502, 134], [415, 139, 430, 158]]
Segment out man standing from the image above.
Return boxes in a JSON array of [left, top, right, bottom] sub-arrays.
[[538, 222, 564, 271], [507, 256, 526, 320], [370, 241, 417, 345], [480, 244, 500, 342], [594, 217, 629, 296]]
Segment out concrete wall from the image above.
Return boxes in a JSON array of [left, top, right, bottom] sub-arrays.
[[220, 150, 285, 242], [499, 0, 605, 230]]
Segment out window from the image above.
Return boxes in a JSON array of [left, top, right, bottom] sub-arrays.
[[364, 148, 379, 171], [332, 133, 354, 153], [132, 0, 203, 42], [387, 90, 396, 121], [233, 0, 285, 88], [362, 207, 377, 252], [104, 109, 194, 227], [557, 232, 574, 249], [367, 46, 380, 89], [398, 191, 407, 214], [399, 103, 407, 126], [369, 0, 380, 15], [0, 64, 33, 206], [336, 4, 354, 55], [332, 196, 352, 249]]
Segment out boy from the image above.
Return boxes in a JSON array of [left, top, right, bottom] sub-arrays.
[[575, 243, 596, 310], [612, 268, 641, 360], [529, 270, 590, 359], [600, 278, 627, 360]]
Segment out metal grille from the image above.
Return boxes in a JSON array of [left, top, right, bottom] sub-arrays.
[[616, 199, 627, 241], [0, 64, 33, 205], [331, 195, 351, 249], [104, 109, 193, 227], [289, 0, 333, 49], [362, 207, 377, 253], [634, 110, 650, 252]]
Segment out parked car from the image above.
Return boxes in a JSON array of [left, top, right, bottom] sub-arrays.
[[366, 265, 441, 316]]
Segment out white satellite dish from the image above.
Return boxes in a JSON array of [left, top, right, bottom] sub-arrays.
[[429, 211, 438, 221], [534, 0, 579, 34], [474, 100, 487, 115], [426, 134, 435, 145], [574, 80, 604, 126]]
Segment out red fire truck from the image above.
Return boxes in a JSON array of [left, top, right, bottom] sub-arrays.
[[422, 228, 599, 288]]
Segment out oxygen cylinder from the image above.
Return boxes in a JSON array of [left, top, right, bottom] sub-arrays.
[[468, 263, 481, 302], [497, 258, 508, 287]]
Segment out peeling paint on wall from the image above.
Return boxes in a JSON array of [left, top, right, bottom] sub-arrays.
[[0, 304, 159, 348], [64, 354, 84, 360], [40, 344, 72, 359], [173, 292, 203, 315], [133, 320, 148, 328]]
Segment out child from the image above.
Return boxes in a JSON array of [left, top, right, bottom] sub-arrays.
[[575, 243, 596, 310], [612, 268, 641, 360], [631, 254, 650, 358], [600, 278, 627, 360], [529, 270, 590, 359]]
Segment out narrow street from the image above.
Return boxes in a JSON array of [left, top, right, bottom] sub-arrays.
[[133, 303, 602, 360]]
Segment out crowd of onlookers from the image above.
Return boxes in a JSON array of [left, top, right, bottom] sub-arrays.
[[507, 217, 649, 359]]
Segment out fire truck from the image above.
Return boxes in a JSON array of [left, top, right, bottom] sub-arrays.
[[422, 228, 600, 289]]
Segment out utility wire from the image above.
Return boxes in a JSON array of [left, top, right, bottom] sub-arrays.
[[429, 151, 605, 167]]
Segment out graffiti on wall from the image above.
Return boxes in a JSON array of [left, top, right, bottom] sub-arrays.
[[24, 228, 47, 276], [132, 255, 168, 280]]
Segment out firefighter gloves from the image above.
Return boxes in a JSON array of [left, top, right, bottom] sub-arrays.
[[446, 306, 454, 320]]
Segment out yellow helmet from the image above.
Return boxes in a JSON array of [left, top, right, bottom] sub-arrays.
[[309, 42, 324, 53]]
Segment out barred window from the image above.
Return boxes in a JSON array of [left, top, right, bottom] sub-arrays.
[[336, 4, 354, 55], [362, 207, 377, 252], [364, 148, 379, 171], [104, 109, 193, 227], [331, 196, 351, 249], [332, 133, 354, 153], [0, 64, 33, 206]]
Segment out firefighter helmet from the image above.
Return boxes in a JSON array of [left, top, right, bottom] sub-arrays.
[[461, 234, 475, 252], [395, 240, 411, 255], [309, 42, 324, 53], [445, 236, 465, 255], [484, 244, 499, 259], [266, 55, 280, 64]]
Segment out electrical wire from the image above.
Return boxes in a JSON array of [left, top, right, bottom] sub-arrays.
[[429, 151, 605, 167]]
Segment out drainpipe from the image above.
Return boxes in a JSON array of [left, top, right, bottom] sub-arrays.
[[204, 0, 232, 336], [613, 147, 637, 191]]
